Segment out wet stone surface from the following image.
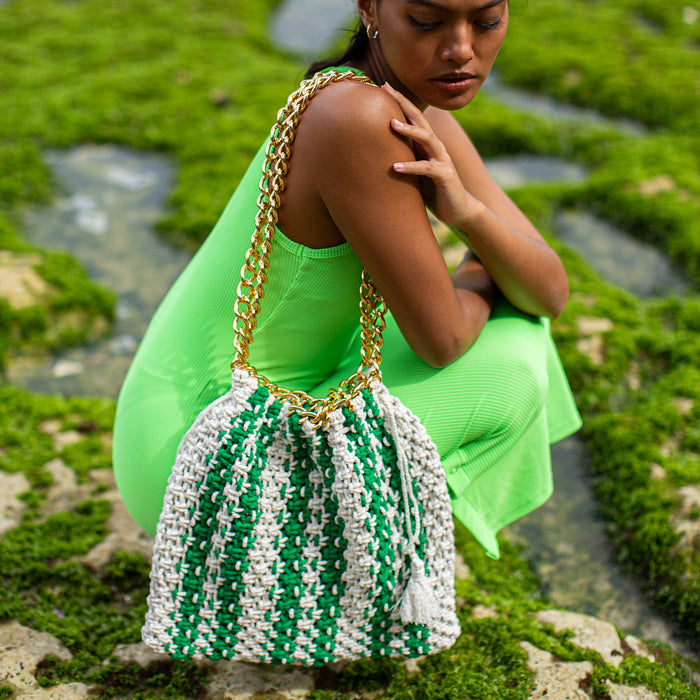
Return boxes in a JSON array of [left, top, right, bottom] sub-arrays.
[[555, 209, 690, 298], [486, 155, 588, 189], [482, 72, 646, 134], [270, 0, 355, 56]]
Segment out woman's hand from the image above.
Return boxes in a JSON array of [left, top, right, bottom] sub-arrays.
[[382, 82, 569, 319], [382, 82, 476, 229]]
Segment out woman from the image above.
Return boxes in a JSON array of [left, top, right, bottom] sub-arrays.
[[113, 0, 581, 559]]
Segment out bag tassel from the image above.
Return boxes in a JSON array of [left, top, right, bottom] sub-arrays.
[[399, 549, 442, 625], [382, 398, 441, 627]]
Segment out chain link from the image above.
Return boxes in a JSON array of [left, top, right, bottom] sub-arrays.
[[231, 70, 388, 426]]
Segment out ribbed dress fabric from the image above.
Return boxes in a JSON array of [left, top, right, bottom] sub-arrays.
[[112, 68, 582, 559]]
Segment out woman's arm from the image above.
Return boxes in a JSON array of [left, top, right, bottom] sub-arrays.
[[298, 81, 495, 368], [385, 85, 569, 319]]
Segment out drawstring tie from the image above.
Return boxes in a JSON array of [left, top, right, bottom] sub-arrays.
[[383, 404, 441, 626]]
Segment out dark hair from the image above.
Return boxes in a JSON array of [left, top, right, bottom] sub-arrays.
[[304, 20, 369, 78]]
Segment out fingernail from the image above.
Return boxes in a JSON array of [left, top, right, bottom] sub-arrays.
[[382, 82, 393, 90], [393, 163, 405, 171], [392, 118, 404, 128]]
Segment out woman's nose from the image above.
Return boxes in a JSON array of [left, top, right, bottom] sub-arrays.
[[440, 24, 474, 63]]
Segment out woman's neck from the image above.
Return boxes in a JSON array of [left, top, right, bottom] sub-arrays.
[[350, 49, 427, 111]]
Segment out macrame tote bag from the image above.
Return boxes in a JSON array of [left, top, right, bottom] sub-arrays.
[[142, 70, 461, 666]]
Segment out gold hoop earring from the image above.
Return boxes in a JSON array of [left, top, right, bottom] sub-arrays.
[[366, 24, 379, 40]]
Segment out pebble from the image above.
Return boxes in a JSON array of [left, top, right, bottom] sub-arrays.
[[605, 681, 660, 700], [52, 359, 84, 378], [107, 641, 170, 668], [0, 471, 29, 536], [203, 660, 313, 700]]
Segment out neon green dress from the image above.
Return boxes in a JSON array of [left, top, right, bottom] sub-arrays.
[[113, 71, 582, 558]]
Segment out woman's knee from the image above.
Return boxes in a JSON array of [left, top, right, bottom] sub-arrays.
[[488, 347, 549, 436]]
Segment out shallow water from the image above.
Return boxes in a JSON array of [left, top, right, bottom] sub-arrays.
[[8, 145, 190, 397], [506, 438, 686, 648]]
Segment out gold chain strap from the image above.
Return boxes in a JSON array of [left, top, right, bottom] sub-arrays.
[[231, 69, 387, 426]]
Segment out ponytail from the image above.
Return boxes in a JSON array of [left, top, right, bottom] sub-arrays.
[[304, 20, 369, 78]]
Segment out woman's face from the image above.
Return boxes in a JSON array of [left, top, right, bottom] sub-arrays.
[[358, 0, 509, 110]]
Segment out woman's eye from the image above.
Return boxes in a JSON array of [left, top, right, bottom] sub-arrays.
[[475, 17, 504, 30], [408, 16, 442, 31]]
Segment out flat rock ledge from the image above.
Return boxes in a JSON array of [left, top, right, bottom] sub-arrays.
[[1, 610, 670, 700], [522, 610, 662, 700], [107, 643, 314, 700], [0, 621, 93, 699], [537, 609, 626, 668]]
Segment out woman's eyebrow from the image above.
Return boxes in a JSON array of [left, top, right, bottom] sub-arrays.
[[403, 0, 449, 10], [403, 0, 507, 11]]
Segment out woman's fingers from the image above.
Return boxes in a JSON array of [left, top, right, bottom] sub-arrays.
[[389, 118, 451, 177], [382, 82, 470, 226], [381, 84, 448, 161], [393, 159, 447, 176], [390, 118, 427, 139], [391, 118, 443, 153]]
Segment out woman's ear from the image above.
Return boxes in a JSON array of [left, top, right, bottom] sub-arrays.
[[357, 0, 378, 31]]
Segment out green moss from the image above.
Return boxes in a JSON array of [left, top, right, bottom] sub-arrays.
[[0, 141, 50, 205], [592, 651, 700, 700], [0, 384, 114, 517], [0, 211, 31, 252], [500, 0, 699, 131], [35, 253, 115, 319], [0, 491, 204, 698]]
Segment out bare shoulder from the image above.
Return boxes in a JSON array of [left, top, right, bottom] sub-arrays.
[[301, 79, 408, 151]]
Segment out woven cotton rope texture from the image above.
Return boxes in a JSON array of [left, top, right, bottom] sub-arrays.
[[142, 70, 460, 666]]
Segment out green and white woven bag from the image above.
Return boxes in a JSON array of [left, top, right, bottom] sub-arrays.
[[142, 70, 460, 666]]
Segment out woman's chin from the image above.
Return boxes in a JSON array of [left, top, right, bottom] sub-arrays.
[[428, 91, 478, 111], [420, 80, 482, 111]]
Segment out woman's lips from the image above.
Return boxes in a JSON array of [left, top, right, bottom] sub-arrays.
[[431, 75, 477, 93]]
